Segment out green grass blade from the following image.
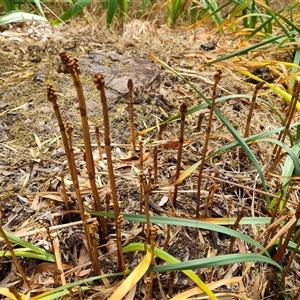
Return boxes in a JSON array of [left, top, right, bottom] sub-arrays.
[[249, 0, 257, 29], [33, 287, 90, 300], [30, 273, 125, 299], [117, 0, 127, 16], [149, 94, 285, 127], [122, 242, 214, 299], [150, 253, 282, 272], [255, 138, 300, 175], [1, 230, 54, 259], [200, 0, 222, 29], [51, 0, 92, 26], [262, 3, 300, 34], [271, 139, 300, 208], [0, 249, 55, 262], [106, 0, 118, 27], [206, 33, 287, 66], [0, 10, 47, 25], [290, 37, 300, 88], [90, 211, 270, 253], [240, 13, 273, 39], [262, 10, 293, 39], [172, 123, 300, 190], [32, 0, 46, 18], [167, 0, 183, 27], [0, 0, 17, 11]]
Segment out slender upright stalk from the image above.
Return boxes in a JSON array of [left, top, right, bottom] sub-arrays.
[[128, 79, 136, 152], [116, 215, 125, 272], [196, 70, 221, 218], [95, 126, 103, 161], [244, 81, 264, 137], [139, 141, 144, 174], [65, 122, 101, 276], [273, 81, 300, 159], [59, 52, 106, 241], [60, 173, 72, 222], [47, 85, 75, 183], [143, 174, 151, 248], [147, 225, 158, 298], [153, 146, 158, 185], [228, 209, 244, 254], [275, 221, 300, 297], [48, 85, 101, 275], [93, 72, 125, 271], [173, 102, 188, 206]]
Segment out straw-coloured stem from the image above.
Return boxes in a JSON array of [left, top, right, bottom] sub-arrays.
[[93, 72, 125, 271]]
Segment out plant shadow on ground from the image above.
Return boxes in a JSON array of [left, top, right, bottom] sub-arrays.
[[0, 11, 300, 300]]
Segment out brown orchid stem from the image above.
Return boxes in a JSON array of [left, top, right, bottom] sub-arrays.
[[9, 286, 23, 300], [47, 85, 101, 275], [93, 72, 124, 272], [143, 174, 151, 248], [173, 102, 188, 206], [95, 126, 103, 161], [139, 141, 144, 173], [244, 81, 264, 138], [60, 173, 72, 222], [196, 70, 221, 218], [275, 221, 300, 297], [116, 215, 125, 272], [273, 80, 300, 160], [47, 85, 75, 183], [196, 111, 205, 132], [59, 52, 106, 242], [128, 79, 136, 152], [153, 146, 158, 185], [147, 225, 158, 298], [228, 209, 244, 254], [65, 122, 101, 276], [145, 277, 152, 300]]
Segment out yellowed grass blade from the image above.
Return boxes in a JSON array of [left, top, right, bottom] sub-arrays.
[[172, 160, 201, 187], [170, 277, 250, 300], [0, 288, 26, 300], [109, 251, 151, 300]]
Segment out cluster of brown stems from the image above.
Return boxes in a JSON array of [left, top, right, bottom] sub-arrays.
[[5, 52, 297, 297]]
